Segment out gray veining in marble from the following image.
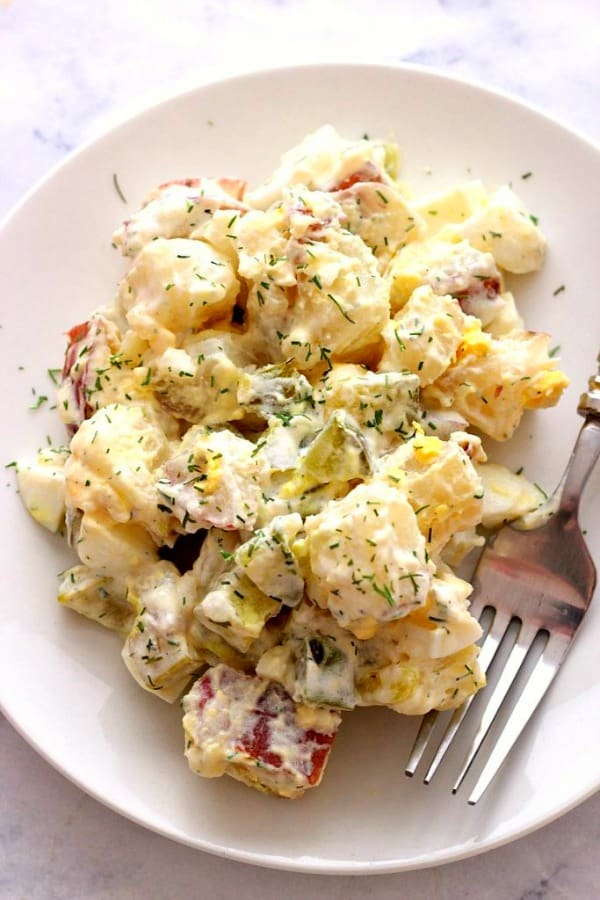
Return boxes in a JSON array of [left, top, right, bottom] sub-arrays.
[[1, 0, 599, 897]]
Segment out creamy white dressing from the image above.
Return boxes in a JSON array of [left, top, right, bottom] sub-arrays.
[[16, 124, 569, 798]]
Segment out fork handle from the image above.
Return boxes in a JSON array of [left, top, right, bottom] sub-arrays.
[[558, 417, 600, 516], [578, 350, 600, 419], [556, 353, 600, 516]]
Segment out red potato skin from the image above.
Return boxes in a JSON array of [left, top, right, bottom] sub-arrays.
[[237, 681, 336, 784], [331, 162, 384, 191], [61, 320, 95, 430], [157, 176, 247, 203], [117, 176, 249, 240], [191, 666, 338, 789], [60, 316, 122, 434], [454, 276, 502, 305]]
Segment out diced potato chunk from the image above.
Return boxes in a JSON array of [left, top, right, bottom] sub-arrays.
[[356, 614, 484, 715], [245, 124, 394, 208], [196, 568, 281, 653], [118, 237, 239, 350], [74, 511, 158, 574], [64, 403, 172, 544], [122, 562, 200, 702], [412, 180, 488, 239], [422, 328, 569, 441], [113, 176, 247, 257], [443, 185, 545, 274], [305, 480, 434, 635], [377, 433, 483, 554], [334, 181, 425, 267], [379, 286, 468, 386], [158, 427, 262, 533], [386, 236, 502, 318], [390, 646, 483, 714], [232, 191, 390, 369], [182, 664, 341, 797]]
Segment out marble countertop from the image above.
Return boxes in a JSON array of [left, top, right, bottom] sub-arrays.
[[1, 1, 599, 897]]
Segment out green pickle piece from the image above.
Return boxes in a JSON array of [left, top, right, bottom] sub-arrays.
[[58, 565, 134, 636], [198, 568, 281, 652], [358, 663, 419, 706], [283, 412, 372, 496], [296, 635, 357, 709], [188, 618, 253, 671], [238, 361, 313, 421]]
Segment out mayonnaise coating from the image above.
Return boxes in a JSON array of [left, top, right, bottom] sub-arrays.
[[16, 124, 569, 799]]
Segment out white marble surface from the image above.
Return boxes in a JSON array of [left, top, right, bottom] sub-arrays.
[[1, 0, 599, 897]]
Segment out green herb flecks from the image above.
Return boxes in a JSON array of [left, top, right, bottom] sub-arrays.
[[112, 173, 127, 204], [29, 394, 48, 411], [327, 293, 356, 324]]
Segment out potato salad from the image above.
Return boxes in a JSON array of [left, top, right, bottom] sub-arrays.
[[16, 126, 568, 798]]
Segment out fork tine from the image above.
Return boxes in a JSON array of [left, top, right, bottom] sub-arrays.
[[405, 360, 599, 799], [422, 698, 472, 785], [452, 622, 539, 793], [405, 710, 438, 776], [422, 609, 510, 784], [467, 631, 571, 804]]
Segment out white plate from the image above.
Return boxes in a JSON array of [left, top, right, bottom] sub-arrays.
[[1, 64, 598, 874]]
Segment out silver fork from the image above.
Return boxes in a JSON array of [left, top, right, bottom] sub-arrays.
[[406, 353, 600, 804]]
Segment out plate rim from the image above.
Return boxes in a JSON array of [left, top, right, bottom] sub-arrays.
[[3, 694, 598, 875], [1, 60, 598, 874], [2, 60, 599, 234]]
